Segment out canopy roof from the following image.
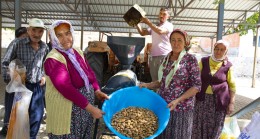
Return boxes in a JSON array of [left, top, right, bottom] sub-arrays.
[[1, 0, 260, 38]]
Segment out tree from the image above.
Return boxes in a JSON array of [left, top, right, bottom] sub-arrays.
[[235, 12, 259, 36], [213, 0, 259, 36]]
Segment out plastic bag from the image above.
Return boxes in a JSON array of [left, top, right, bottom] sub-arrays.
[[238, 112, 260, 139], [6, 59, 32, 139], [220, 116, 240, 139]]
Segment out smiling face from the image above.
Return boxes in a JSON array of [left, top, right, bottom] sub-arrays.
[[54, 23, 73, 50], [170, 32, 186, 54], [213, 43, 227, 60]]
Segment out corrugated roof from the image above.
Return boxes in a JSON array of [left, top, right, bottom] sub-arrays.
[[1, 0, 260, 38]]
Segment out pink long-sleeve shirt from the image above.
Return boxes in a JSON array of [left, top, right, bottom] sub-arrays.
[[44, 49, 100, 109]]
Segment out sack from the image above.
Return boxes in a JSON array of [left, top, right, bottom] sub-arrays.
[[5, 59, 32, 139], [220, 116, 240, 139], [238, 112, 260, 139]]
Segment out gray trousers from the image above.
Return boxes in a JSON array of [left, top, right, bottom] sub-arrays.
[[149, 55, 166, 81]]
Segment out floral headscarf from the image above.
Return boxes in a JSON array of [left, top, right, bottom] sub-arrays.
[[158, 29, 190, 87], [170, 29, 191, 51], [49, 20, 90, 91]]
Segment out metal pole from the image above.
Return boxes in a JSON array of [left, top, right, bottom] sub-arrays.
[[15, 0, 22, 30], [0, 1, 2, 74], [216, 0, 225, 41], [210, 37, 214, 53], [80, 0, 84, 50], [252, 8, 260, 88]]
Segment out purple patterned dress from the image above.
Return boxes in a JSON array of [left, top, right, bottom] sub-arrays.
[[156, 53, 201, 139]]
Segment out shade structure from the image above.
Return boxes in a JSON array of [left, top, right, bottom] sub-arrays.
[[107, 36, 145, 70], [102, 86, 170, 139]]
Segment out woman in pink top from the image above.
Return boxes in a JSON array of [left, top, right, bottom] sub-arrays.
[[44, 20, 108, 138]]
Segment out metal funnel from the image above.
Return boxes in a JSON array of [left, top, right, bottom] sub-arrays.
[[107, 36, 145, 69]]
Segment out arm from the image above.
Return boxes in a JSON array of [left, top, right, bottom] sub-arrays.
[[44, 58, 89, 109], [168, 87, 199, 111], [84, 59, 100, 91], [139, 80, 161, 90], [136, 24, 149, 36], [168, 55, 201, 111], [226, 66, 236, 115], [1, 40, 17, 83], [141, 17, 170, 35]]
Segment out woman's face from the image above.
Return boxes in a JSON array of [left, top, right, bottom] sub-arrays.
[[54, 23, 73, 50], [214, 43, 227, 59], [170, 32, 185, 54]]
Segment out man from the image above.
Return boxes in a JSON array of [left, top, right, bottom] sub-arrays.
[[1, 18, 49, 139], [0, 27, 28, 136], [136, 7, 173, 81]]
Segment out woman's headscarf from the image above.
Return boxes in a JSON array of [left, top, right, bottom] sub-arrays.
[[170, 29, 191, 51], [212, 40, 229, 62], [49, 20, 90, 91], [158, 29, 190, 87]]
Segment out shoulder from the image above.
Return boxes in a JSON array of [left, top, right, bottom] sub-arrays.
[[73, 47, 84, 57], [163, 21, 173, 29], [46, 49, 66, 64]]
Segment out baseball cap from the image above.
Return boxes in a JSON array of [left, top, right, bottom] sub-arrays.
[[29, 18, 45, 28]]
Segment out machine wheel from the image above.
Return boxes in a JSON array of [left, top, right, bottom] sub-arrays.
[[85, 52, 107, 86]]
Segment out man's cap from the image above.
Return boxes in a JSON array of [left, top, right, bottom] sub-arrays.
[[28, 18, 45, 28]]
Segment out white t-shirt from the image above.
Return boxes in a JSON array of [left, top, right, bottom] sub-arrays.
[[148, 21, 174, 56]]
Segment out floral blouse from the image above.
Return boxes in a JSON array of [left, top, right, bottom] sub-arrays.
[[158, 53, 201, 112]]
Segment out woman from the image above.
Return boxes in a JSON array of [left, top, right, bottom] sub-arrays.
[[192, 40, 236, 139], [140, 29, 201, 139], [43, 20, 108, 138]]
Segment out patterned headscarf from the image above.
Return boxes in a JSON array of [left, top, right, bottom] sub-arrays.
[[170, 29, 191, 51], [49, 20, 90, 91], [212, 40, 229, 62], [158, 29, 190, 87]]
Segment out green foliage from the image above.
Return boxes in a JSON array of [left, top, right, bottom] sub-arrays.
[[224, 13, 259, 36], [4, 27, 15, 31], [212, 0, 259, 36], [235, 12, 259, 36]]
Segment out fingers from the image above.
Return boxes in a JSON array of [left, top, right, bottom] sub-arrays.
[[138, 83, 147, 88]]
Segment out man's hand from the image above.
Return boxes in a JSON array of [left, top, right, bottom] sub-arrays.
[[40, 77, 46, 86]]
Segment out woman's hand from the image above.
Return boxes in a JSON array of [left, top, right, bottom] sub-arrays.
[[139, 81, 160, 90], [226, 103, 234, 115], [139, 82, 149, 88], [85, 103, 104, 119], [95, 90, 109, 102], [168, 99, 181, 111]]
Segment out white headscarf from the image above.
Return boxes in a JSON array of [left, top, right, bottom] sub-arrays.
[[49, 20, 90, 91], [212, 40, 229, 62]]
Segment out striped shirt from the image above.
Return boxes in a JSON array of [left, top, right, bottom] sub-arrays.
[[1, 37, 49, 83]]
